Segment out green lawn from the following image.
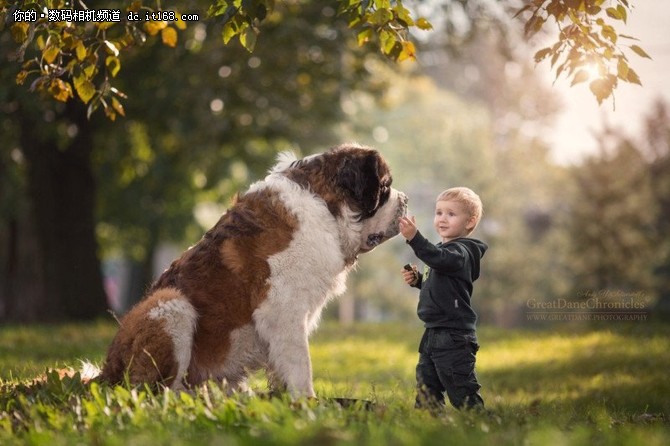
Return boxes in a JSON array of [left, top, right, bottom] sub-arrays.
[[0, 321, 668, 445]]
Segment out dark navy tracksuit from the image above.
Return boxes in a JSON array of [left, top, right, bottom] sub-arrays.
[[407, 231, 487, 410]]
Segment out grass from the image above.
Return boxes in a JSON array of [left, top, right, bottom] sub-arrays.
[[0, 321, 668, 445]]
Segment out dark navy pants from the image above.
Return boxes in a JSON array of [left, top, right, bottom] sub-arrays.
[[415, 328, 484, 410]]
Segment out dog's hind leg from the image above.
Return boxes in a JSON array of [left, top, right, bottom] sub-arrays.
[[146, 291, 199, 390], [101, 288, 198, 389]]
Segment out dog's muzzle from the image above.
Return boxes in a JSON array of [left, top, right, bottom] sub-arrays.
[[364, 192, 408, 249]]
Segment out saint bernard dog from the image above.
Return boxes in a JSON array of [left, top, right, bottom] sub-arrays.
[[99, 143, 408, 397]]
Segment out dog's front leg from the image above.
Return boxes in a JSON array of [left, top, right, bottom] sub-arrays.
[[254, 308, 315, 398]]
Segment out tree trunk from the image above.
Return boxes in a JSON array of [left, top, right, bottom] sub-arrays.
[[9, 102, 108, 322]]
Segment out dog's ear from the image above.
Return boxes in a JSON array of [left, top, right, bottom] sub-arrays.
[[336, 151, 390, 220]]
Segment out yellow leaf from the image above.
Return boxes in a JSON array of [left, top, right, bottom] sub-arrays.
[[630, 44, 652, 59], [76, 41, 87, 61], [43, 46, 60, 64], [96, 22, 116, 31], [222, 22, 237, 44], [357, 29, 373, 47], [73, 75, 96, 104], [112, 97, 126, 117], [175, 13, 187, 30], [161, 26, 178, 47], [105, 56, 121, 77], [49, 79, 73, 102], [104, 105, 117, 121], [144, 20, 167, 36], [103, 40, 119, 56], [16, 71, 29, 85], [397, 41, 416, 62], [570, 69, 590, 86], [416, 18, 433, 31], [84, 63, 97, 78], [10, 22, 30, 43]]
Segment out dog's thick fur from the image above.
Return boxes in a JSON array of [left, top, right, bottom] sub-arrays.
[[100, 144, 407, 397]]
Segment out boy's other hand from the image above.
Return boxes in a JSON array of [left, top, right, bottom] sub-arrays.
[[399, 215, 418, 241], [401, 264, 419, 286]]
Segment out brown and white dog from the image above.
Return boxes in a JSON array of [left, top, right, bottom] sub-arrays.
[[99, 143, 407, 397]]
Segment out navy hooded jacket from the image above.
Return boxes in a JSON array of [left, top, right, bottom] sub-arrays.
[[408, 231, 488, 331]]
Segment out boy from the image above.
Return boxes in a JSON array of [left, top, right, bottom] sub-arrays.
[[399, 187, 487, 411]]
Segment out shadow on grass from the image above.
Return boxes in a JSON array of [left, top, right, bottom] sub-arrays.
[[480, 323, 670, 415]]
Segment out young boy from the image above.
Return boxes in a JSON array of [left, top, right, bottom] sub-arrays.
[[399, 187, 487, 411]]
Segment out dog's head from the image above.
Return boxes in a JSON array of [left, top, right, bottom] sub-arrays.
[[275, 143, 407, 255]]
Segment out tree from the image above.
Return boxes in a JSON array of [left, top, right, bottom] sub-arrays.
[[0, 0, 651, 322], [637, 100, 670, 318], [568, 130, 657, 294], [0, 1, 398, 321], [93, 2, 388, 309], [0, 0, 649, 114]]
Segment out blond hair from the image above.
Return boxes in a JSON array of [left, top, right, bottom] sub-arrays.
[[436, 187, 483, 235]]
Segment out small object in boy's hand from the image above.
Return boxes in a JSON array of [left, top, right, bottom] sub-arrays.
[[403, 264, 413, 271]]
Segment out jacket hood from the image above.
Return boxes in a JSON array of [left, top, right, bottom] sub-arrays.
[[449, 237, 487, 281]]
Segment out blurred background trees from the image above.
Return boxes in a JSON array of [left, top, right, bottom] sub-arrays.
[[1, 0, 667, 325]]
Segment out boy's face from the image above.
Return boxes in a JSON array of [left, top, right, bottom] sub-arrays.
[[433, 200, 476, 242]]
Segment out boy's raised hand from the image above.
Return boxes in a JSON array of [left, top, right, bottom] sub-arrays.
[[399, 215, 418, 242]]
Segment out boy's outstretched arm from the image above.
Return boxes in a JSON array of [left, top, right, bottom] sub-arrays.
[[399, 215, 418, 241]]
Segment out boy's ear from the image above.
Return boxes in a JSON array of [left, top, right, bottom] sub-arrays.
[[466, 215, 477, 232]]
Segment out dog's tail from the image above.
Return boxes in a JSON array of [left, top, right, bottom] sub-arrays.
[[270, 151, 298, 174], [79, 360, 102, 382]]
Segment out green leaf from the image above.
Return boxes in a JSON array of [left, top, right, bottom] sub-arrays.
[[605, 7, 622, 20], [74, 75, 96, 104], [357, 28, 373, 46], [393, 4, 414, 26], [379, 29, 396, 55], [222, 22, 237, 44], [240, 26, 257, 52], [415, 18, 433, 31], [87, 95, 102, 120], [368, 8, 393, 26], [630, 44, 652, 59]]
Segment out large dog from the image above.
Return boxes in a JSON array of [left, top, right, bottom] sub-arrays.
[[100, 143, 407, 397]]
